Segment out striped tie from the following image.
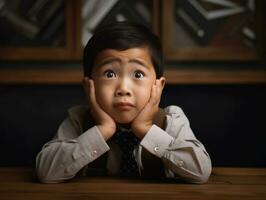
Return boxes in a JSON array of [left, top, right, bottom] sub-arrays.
[[114, 129, 140, 177]]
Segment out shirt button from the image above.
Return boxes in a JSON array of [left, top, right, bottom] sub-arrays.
[[92, 150, 97, 156], [178, 160, 184, 167], [154, 146, 159, 152]]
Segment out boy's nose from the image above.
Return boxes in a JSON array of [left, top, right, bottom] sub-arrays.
[[115, 90, 131, 96], [115, 78, 132, 96]]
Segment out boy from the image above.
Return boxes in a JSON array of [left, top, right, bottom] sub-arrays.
[[36, 22, 212, 183]]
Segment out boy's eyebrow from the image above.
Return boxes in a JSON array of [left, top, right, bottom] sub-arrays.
[[96, 58, 121, 68], [129, 59, 149, 69], [96, 58, 149, 69]]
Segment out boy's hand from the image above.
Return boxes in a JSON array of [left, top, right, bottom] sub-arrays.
[[83, 77, 116, 140], [131, 79, 164, 139]]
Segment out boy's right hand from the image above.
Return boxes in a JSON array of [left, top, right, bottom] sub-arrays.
[[83, 77, 116, 140]]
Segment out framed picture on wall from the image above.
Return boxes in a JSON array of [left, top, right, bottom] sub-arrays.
[[0, 0, 78, 60], [81, 0, 159, 47], [162, 0, 264, 61]]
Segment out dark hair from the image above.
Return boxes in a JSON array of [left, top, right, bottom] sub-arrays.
[[83, 22, 163, 78]]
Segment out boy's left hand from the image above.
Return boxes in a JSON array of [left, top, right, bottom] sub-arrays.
[[131, 79, 164, 138]]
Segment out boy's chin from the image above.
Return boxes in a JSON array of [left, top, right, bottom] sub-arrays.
[[112, 113, 138, 126], [114, 117, 134, 125], [115, 119, 132, 125]]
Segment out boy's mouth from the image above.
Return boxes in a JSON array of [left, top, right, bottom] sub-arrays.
[[114, 102, 134, 111]]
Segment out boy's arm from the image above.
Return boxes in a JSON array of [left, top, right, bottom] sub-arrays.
[[36, 116, 110, 183], [140, 106, 212, 183]]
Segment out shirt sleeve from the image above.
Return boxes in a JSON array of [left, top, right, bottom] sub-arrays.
[[140, 106, 212, 183], [36, 115, 110, 183]]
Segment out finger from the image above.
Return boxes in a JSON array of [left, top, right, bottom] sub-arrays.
[[87, 79, 101, 111], [150, 84, 157, 103], [151, 80, 161, 105], [147, 83, 159, 108], [83, 77, 94, 111], [84, 78, 96, 107], [87, 79, 108, 116], [156, 80, 163, 102], [83, 77, 91, 102]]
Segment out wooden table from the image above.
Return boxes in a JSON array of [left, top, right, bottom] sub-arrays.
[[0, 167, 266, 200]]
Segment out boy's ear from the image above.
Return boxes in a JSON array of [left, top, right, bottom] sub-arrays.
[[157, 77, 166, 89]]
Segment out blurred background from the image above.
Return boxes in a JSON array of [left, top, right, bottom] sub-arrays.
[[0, 0, 265, 167]]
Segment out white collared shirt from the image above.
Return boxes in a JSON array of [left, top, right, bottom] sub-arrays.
[[36, 105, 212, 183]]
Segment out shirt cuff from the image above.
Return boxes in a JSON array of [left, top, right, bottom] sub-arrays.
[[76, 126, 110, 161], [140, 125, 173, 158]]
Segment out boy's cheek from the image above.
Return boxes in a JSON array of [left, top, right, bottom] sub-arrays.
[[95, 88, 112, 106], [95, 91, 106, 105], [140, 89, 152, 105], [94, 83, 110, 97]]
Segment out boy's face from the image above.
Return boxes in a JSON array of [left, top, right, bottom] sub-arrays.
[[91, 47, 160, 124]]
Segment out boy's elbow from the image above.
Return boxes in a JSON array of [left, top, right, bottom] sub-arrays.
[[192, 160, 212, 184], [36, 155, 68, 183], [36, 167, 71, 184], [36, 166, 63, 184], [37, 173, 56, 184], [193, 169, 211, 184]]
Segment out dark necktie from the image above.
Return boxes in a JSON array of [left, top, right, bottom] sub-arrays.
[[113, 128, 140, 177]]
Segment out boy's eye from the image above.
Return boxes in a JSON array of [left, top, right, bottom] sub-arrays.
[[133, 71, 144, 79], [104, 70, 116, 78]]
